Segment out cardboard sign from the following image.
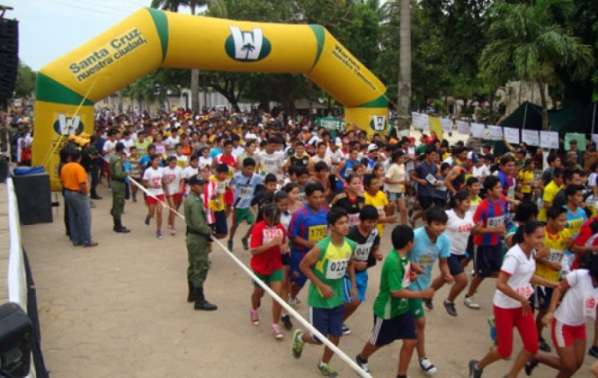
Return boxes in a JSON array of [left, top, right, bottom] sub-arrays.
[[522, 129, 540, 146], [539, 131, 559, 149], [471, 123, 485, 138], [457, 120, 470, 135], [486, 125, 503, 141], [441, 118, 453, 132], [565, 133, 587, 151], [503, 127, 520, 144]]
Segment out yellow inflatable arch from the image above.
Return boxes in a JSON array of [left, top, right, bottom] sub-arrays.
[[33, 8, 388, 189]]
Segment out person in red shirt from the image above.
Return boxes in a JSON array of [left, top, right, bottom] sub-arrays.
[[215, 139, 237, 170], [249, 203, 288, 340]]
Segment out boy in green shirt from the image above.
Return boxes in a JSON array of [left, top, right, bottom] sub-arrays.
[[355, 225, 434, 378], [292, 207, 357, 377]]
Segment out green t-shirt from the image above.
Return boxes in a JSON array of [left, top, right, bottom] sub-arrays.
[[135, 139, 151, 156], [307, 236, 355, 309], [373, 250, 411, 319]]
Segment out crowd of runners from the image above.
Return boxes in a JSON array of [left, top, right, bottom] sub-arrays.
[[53, 106, 598, 377]]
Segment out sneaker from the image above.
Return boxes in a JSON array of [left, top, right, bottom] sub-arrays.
[[156, 231, 163, 239], [145, 215, 151, 225], [292, 329, 305, 359], [443, 300, 458, 317], [317, 362, 338, 377], [83, 241, 98, 248], [423, 298, 434, 310], [289, 297, 301, 306], [281, 314, 293, 330], [524, 358, 538, 376], [539, 336, 551, 352], [589, 345, 598, 358], [355, 354, 370, 374], [250, 309, 259, 325], [468, 360, 482, 378], [272, 324, 284, 340], [419, 357, 437, 376], [241, 236, 249, 250], [464, 296, 481, 310], [227, 239, 234, 251], [342, 324, 351, 336], [169, 227, 176, 236]]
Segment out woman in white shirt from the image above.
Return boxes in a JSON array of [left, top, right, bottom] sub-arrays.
[[162, 156, 185, 236], [526, 254, 598, 377], [469, 221, 556, 378], [142, 155, 165, 239], [385, 150, 408, 225], [430, 190, 474, 317]]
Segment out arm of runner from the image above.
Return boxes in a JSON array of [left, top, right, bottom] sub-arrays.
[[530, 275, 558, 288], [299, 245, 332, 298], [347, 260, 358, 299], [542, 280, 569, 325], [444, 167, 460, 194], [391, 288, 434, 299]]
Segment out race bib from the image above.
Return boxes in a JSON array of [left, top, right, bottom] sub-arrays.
[[402, 262, 412, 288], [425, 174, 438, 185], [263, 227, 283, 244], [584, 296, 598, 320], [418, 253, 434, 271], [325, 258, 349, 279], [308, 225, 327, 242], [354, 241, 374, 261], [548, 249, 563, 263], [151, 177, 161, 188], [515, 285, 534, 300], [487, 215, 505, 228], [216, 181, 226, 194], [239, 186, 253, 199]]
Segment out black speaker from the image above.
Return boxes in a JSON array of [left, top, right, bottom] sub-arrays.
[[0, 18, 18, 100], [12, 173, 53, 225], [0, 302, 32, 378]]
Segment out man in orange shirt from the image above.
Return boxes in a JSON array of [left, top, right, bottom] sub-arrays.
[[60, 149, 98, 248]]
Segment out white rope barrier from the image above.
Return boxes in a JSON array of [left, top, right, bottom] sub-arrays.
[[128, 177, 372, 378]]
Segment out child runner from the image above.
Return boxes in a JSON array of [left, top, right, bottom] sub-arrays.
[[430, 190, 474, 317], [409, 206, 452, 376], [228, 157, 262, 250], [128, 146, 141, 202], [468, 221, 556, 378], [291, 207, 356, 378], [249, 203, 288, 340], [363, 174, 396, 236], [274, 190, 294, 330], [182, 154, 199, 195], [163, 156, 184, 236], [342, 205, 381, 335], [464, 175, 510, 310], [526, 253, 598, 377], [142, 155, 165, 239], [288, 182, 329, 305], [355, 225, 434, 377], [331, 175, 365, 228], [205, 164, 230, 239], [385, 150, 408, 225]]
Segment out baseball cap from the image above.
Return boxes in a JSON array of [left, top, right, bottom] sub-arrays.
[[188, 175, 207, 186]]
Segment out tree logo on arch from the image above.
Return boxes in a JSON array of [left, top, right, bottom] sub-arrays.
[[225, 26, 271, 62], [53, 114, 83, 136], [370, 116, 386, 132]]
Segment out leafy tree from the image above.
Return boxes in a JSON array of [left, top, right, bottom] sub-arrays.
[[15, 61, 36, 98], [480, 0, 594, 129]]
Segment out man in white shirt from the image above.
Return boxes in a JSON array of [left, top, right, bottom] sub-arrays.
[[258, 137, 285, 180]]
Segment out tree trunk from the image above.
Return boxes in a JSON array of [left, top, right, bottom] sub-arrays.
[[537, 80, 549, 130], [190, 5, 200, 114], [397, 0, 412, 130]]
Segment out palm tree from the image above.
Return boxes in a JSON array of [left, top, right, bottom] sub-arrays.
[[397, 0, 411, 130], [151, 0, 205, 114], [480, 0, 593, 130]]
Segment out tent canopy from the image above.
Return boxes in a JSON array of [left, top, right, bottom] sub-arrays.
[[499, 101, 598, 134]]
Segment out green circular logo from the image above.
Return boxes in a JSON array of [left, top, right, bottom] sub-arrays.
[[225, 26, 271, 62]]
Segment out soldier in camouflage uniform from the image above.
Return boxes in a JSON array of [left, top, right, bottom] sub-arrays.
[[185, 175, 217, 311], [110, 143, 130, 233]]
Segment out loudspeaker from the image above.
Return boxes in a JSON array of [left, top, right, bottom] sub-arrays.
[[0, 18, 18, 100], [0, 302, 32, 378], [12, 173, 53, 225]]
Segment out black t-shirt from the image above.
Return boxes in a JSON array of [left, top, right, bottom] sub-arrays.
[[347, 225, 380, 270], [289, 154, 310, 169], [331, 193, 364, 226]]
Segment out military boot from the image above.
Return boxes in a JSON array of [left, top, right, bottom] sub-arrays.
[[113, 217, 131, 233], [194, 287, 217, 311]]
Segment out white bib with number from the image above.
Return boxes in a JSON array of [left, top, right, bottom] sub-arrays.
[[326, 259, 349, 279], [584, 296, 598, 320]]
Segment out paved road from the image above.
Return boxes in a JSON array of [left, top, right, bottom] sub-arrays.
[[23, 186, 596, 377]]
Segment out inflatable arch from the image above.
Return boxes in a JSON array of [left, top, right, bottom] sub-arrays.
[[33, 8, 389, 189]]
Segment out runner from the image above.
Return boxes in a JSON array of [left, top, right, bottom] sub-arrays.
[[430, 190, 474, 316], [330, 174, 365, 228], [163, 156, 185, 236], [291, 207, 356, 378], [363, 174, 396, 236], [468, 221, 557, 378], [249, 203, 288, 340], [142, 155, 165, 239], [206, 164, 230, 239], [228, 157, 262, 251], [288, 182, 329, 305], [385, 150, 409, 225], [354, 224, 433, 377]]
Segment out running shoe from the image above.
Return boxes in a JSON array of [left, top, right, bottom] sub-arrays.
[[424, 298, 434, 310], [524, 358, 538, 376], [464, 296, 481, 310], [292, 329, 305, 359], [227, 239, 234, 251], [145, 215, 151, 225], [443, 299, 458, 317], [539, 336, 551, 352], [156, 231, 163, 239], [468, 360, 482, 378], [241, 236, 249, 250], [419, 357, 437, 376], [169, 227, 176, 236], [289, 297, 301, 306], [589, 345, 598, 358], [250, 309, 259, 325], [342, 324, 351, 336], [317, 362, 338, 377], [281, 314, 293, 330], [272, 324, 284, 340], [355, 354, 370, 374]]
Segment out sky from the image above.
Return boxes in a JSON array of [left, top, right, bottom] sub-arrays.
[[4, 0, 192, 70]]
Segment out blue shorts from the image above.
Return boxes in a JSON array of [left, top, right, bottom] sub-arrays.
[[343, 270, 368, 303], [310, 306, 344, 339], [211, 210, 228, 236], [290, 250, 307, 288]]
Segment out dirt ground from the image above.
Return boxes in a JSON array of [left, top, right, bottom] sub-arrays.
[[23, 186, 596, 378]]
